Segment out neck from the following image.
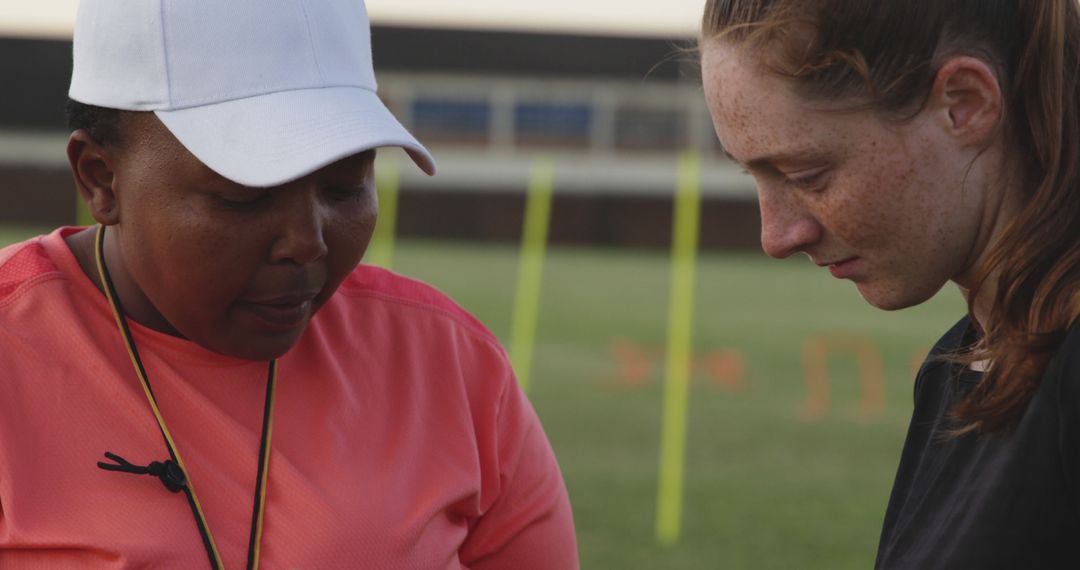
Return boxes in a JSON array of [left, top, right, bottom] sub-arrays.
[[950, 152, 1026, 332]]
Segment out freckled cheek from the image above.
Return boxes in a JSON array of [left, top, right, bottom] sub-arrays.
[[885, 162, 942, 238], [822, 167, 905, 248]]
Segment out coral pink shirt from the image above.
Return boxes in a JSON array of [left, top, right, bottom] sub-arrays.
[[0, 227, 578, 569]]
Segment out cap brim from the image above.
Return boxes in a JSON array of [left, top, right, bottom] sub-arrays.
[[155, 86, 435, 187]]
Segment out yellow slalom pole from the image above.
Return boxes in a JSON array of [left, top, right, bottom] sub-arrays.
[[367, 159, 401, 268], [655, 152, 702, 547], [508, 158, 555, 393]]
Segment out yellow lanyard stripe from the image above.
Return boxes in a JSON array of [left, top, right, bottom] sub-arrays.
[[94, 225, 275, 570]]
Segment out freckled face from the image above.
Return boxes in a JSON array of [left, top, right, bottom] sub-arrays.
[[702, 41, 988, 310], [109, 115, 377, 360]]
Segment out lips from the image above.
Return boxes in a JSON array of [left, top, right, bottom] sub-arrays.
[[239, 291, 320, 328], [824, 257, 860, 279]]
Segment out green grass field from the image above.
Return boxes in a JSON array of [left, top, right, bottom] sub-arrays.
[[1, 226, 965, 569]]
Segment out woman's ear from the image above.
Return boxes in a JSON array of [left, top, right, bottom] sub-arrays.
[[927, 56, 1004, 147], [67, 130, 120, 225]]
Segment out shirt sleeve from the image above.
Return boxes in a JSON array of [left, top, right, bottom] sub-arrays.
[[457, 342, 579, 570]]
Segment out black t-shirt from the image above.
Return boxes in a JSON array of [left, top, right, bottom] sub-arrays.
[[876, 317, 1080, 568]]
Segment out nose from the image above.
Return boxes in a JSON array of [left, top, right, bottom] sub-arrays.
[[758, 188, 822, 259], [269, 190, 330, 266]]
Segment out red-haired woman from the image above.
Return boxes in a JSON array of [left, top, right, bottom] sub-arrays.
[[700, 1, 1080, 567]]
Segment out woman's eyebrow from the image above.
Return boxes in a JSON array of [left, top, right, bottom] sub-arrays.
[[717, 143, 806, 168], [719, 139, 831, 169], [745, 149, 831, 170]]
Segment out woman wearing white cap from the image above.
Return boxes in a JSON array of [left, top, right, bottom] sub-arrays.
[[0, 0, 578, 568]]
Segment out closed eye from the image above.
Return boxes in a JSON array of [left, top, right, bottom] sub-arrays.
[[217, 191, 271, 209], [784, 168, 829, 191], [323, 184, 368, 202]]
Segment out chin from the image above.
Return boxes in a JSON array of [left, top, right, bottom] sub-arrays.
[[855, 279, 944, 312]]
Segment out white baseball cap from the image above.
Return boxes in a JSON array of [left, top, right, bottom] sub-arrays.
[[69, 0, 435, 187]]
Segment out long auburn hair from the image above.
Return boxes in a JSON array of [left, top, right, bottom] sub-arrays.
[[702, 0, 1080, 433]]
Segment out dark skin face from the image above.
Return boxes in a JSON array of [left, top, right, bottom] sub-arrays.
[[66, 113, 378, 361]]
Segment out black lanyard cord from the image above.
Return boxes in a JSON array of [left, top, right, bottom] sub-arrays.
[[93, 224, 277, 570]]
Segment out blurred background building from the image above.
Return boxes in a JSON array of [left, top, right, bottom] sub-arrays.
[[0, 0, 758, 248]]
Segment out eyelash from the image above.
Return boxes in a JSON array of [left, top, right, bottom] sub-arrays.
[[784, 170, 828, 191], [739, 167, 829, 192], [323, 185, 366, 201], [218, 192, 270, 210]]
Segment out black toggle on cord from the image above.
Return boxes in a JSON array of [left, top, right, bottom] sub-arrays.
[[94, 224, 278, 570], [98, 451, 188, 493]]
